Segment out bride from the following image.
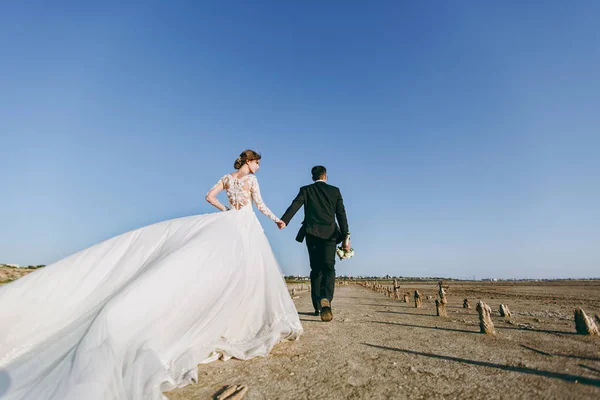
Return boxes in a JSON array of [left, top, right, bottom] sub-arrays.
[[0, 150, 303, 400]]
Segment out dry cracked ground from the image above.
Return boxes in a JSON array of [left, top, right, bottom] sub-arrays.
[[167, 280, 600, 400]]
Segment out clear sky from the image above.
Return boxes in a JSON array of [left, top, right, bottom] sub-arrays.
[[1, 1, 598, 279]]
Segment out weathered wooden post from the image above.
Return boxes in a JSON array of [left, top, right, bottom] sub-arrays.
[[435, 299, 447, 317], [463, 298, 470, 309], [438, 280, 448, 305], [393, 279, 400, 299], [574, 308, 599, 335], [217, 386, 234, 399], [414, 290, 422, 308], [476, 301, 496, 335], [499, 304, 511, 318], [231, 385, 248, 400]]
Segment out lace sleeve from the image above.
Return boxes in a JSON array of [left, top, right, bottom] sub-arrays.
[[205, 175, 229, 211], [207, 176, 224, 195], [250, 176, 279, 222]]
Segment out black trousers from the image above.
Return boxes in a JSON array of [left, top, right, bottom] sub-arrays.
[[305, 234, 337, 311]]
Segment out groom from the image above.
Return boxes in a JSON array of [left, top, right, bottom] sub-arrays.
[[278, 166, 350, 322]]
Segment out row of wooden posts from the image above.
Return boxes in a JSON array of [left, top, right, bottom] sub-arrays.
[[357, 279, 599, 336], [289, 284, 310, 297], [289, 280, 351, 296]]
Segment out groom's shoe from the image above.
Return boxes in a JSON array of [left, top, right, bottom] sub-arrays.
[[320, 299, 333, 322], [313, 309, 320, 317]]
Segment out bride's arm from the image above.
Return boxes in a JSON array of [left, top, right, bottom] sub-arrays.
[[250, 176, 280, 222], [205, 177, 229, 211]]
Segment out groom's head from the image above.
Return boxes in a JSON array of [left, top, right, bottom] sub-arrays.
[[311, 166, 327, 182]]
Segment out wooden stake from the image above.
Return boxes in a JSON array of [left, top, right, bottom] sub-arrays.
[[414, 290, 422, 308], [228, 385, 249, 400], [499, 304, 511, 318], [476, 301, 496, 335], [435, 299, 447, 317], [393, 279, 400, 299], [217, 385, 238, 400], [574, 308, 599, 335]]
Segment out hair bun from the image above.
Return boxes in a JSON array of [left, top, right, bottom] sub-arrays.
[[233, 150, 261, 170], [233, 156, 244, 170]]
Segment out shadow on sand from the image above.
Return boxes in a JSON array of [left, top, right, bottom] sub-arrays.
[[363, 343, 600, 387], [299, 318, 322, 323], [362, 303, 471, 310], [361, 303, 413, 308], [376, 310, 437, 317], [371, 320, 480, 334], [495, 325, 578, 336], [371, 318, 578, 337], [579, 364, 600, 375], [521, 345, 600, 362]]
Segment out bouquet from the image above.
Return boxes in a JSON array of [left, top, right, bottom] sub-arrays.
[[336, 233, 354, 260]]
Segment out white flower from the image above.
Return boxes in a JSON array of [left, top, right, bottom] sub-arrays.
[[336, 247, 355, 260]]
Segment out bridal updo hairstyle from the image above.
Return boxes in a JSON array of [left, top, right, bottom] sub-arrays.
[[234, 150, 261, 169]]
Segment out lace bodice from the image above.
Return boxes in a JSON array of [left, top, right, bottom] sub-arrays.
[[208, 174, 279, 221]]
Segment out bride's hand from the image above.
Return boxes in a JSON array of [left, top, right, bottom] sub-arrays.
[[276, 220, 286, 230]]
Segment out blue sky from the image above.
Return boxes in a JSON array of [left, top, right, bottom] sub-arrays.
[[1, 1, 598, 279]]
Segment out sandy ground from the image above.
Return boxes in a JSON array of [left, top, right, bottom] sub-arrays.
[[0, 266, 37, 283], [167, 280, 600, 400]]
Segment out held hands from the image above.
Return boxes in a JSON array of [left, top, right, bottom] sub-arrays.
[[276, 220, 286, 230]]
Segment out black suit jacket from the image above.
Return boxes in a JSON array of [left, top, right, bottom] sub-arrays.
[[281, 181, 349, 243]]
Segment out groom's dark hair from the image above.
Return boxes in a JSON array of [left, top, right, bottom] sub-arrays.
[[311, 166, 327, 181]]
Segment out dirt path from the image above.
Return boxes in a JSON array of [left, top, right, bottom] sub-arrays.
[[168, 283, 600, 399]]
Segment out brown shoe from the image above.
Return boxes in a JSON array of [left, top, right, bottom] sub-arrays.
[[320, 299, 333, 322]]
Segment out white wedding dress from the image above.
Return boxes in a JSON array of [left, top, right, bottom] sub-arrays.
[[0, 173, 303, 400]]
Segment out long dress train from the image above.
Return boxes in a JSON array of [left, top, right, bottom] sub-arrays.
[[0, 173, 303, 399]]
